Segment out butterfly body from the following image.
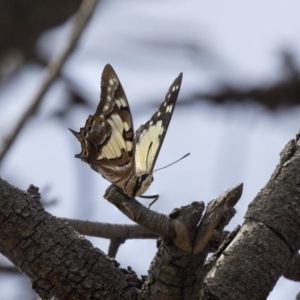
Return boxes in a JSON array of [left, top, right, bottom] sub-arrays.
[[71, 64, 182, 200]]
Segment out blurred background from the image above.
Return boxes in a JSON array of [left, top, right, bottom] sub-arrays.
[[1, 0, 300, 299]]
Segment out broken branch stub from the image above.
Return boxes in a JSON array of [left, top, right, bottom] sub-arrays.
[[192, 183, 243, 254]]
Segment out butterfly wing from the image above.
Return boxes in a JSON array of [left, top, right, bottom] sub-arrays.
[[71, 64, 135, 188], [134, 72, 183, 176]]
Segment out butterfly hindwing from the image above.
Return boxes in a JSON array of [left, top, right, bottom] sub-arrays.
[[72, 64, 135, 186], [134, 73, 183, 175], [71, 65, 183, 200]]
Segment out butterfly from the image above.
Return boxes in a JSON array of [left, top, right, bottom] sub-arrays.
[[70, 64, 182, 205]]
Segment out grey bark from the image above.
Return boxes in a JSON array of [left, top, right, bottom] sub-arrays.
[[1, 135, 300, 300], [199, 138, 300, 299], [0, 178, 139, 299]]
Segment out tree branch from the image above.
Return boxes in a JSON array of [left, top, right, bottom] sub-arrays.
[[193, 183, 242, 254], [61, 218, 158, 239], [104, 185, 242, 299], [0, 177, 140, 299], [0, 0, 98, 164], [283, 252, 300, 282], [190, 51, 300, 110], [199, 135, 300, 300], [61, 217, 231, 257], [104, 186, 206, 253], [3, 132, 299, 299], [108, 238, 125, 258], [0, 264, 20, 274], [104, 186, 178, 238]]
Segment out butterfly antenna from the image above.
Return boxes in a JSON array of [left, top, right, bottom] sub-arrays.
[[69, 128, 80, 138], [154, 153, 190, 173]]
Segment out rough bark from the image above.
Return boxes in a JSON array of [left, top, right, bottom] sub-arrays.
[[1, 135, 300, 299], [0, 178, 139, 300], [283, 253, 300, 281], [0, 178, 241, 300], [140, 241, 207, 300], [104, 185, 241, 254], [60, 217, 230, 255], [104, 184, 241, 300], [199, 137, 300, 300]]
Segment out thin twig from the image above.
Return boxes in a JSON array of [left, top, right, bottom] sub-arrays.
[[60, 218, 158, 239], [0, 264, 21, 274], [0, 0, 99, 164], [108, 238, 125, 258], [63, 217, 156, 259], [61, 217, 229, 254]]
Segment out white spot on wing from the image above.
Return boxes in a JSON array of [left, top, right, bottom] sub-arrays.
[[159, 125, 164, 135], [120, 98, 127, 107], [109, 79, 114, 85], [107, 96, 111, 101], [97, 154, 103, 160], [116, 99, 122, 108], [124, 122, 130, 131], [126, 141, 132, 151], [103, 105, 109, 111], [115, 98, 127, 108], [166, 104, 173, 113]]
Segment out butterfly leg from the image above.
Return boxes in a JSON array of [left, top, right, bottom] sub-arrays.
[[139, 194, 159, 209]]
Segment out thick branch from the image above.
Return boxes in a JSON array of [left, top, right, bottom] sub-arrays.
[[104, 185, 244, 300], [0, 178, 139, 300], [140, 240, 208, 300], [283, 252, 300, 282], [200, 136, 300, 300]]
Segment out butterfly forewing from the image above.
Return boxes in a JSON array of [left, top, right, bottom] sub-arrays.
[[71, 64, 183, 200], [134, 73, 183, 175], [72, 64, 135, 187]]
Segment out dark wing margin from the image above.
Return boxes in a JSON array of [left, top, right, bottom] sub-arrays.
[[134, 72, 183, 174], [96, 64, 132, 123], [70, 64, 135, 186]]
